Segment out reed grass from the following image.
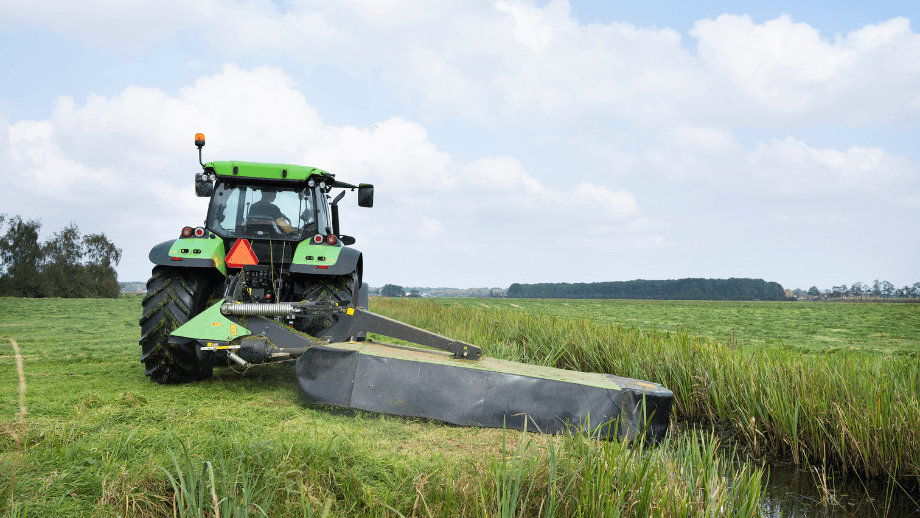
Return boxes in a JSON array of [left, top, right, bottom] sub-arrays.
[[370, 298, 920, 482], [152, 425, 765, 517]]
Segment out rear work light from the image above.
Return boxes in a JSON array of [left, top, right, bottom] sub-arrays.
[[194, 227, 206, 238], [313, 234, 324, 244], [326, 234, 337, 245], [181, 226, 193, 238]]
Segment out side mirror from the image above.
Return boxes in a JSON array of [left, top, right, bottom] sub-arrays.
[[358, 184, 374, 208], [195, 173, 215, 197]]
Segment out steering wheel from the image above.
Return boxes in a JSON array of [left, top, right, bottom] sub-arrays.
[[245, 215, 281, 235], [246, 215, 297, 235], [279, 215, 297, 234]]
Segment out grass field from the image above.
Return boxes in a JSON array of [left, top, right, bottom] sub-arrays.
[[0, 297, 768, 517], [433, 298, 920, 356]]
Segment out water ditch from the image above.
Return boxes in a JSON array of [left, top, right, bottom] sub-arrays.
[[681, 422, 920, 516], [759, 461, 919, 517]]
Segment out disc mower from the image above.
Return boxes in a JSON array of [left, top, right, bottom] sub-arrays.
[[138, 134, 674, 440]]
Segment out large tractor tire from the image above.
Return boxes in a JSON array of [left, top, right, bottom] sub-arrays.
[[139, 265, 217, 384], [299, 271, 358, 338]]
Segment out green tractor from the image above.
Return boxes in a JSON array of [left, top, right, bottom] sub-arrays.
[[138, 133, 674, 442], [140, 133, 373, 384]]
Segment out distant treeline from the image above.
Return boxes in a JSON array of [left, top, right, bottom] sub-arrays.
[[507, 278, 786, 301], [0, 215, 122, 299]]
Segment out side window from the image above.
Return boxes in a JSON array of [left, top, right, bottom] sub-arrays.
[[299, 192, 316, 227], [209, 183, 242, 235], [315, 186, 332, 233]]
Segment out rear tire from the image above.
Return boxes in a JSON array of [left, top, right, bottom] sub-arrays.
[[139, 265, 217, 384], [299, 271, 358, 338]]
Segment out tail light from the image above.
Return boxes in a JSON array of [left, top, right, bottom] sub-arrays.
[[313, 234, 324, 244], [194, 227, 206, 238], [181, 227, 193, 238], [326, 234, 337, 245]]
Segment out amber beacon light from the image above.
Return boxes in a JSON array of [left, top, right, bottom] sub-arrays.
[[195, 133, 206, 148]]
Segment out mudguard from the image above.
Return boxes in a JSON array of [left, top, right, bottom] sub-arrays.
[[290, 245, 361, 276], [149, 239, 228, 275]]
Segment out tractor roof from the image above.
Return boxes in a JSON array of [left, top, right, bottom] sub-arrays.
[[205, 161, 335, 182]]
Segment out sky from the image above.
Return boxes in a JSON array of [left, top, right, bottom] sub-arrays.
[[1, 0, 918, 291]]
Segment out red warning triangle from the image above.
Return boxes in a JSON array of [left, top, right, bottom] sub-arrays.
[[226, 239, 259, 268]]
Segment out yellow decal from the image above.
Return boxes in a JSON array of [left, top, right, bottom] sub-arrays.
[[230, 324, 237, 335], [347, 308, 355, 315], [211, 322, 222, 327], [636, 381, 657, 389]]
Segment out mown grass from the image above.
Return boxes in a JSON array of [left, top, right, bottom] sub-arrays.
[[371, 298, 920, 483], [0, 296, 767, 516], [436, 298, 920, 356]]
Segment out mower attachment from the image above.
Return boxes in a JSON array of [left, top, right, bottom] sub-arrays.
[[170, 299, 673, 441], [296, 341, 673, 442]]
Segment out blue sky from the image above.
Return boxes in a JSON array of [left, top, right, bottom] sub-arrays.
[[1, 0, 918, 291]]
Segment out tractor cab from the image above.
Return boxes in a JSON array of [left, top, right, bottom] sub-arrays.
[[207, 182, 325, 242]]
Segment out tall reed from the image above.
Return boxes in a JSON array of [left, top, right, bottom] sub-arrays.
[[370, 298, 920, 481], [157, 427, 764, 517]]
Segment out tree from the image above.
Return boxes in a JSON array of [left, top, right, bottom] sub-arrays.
[[83, 232, 122, 298], [0, 216, 47, 297], [851, 282, 864, 301], [42, 222, 89, 298], [409, 289, 421, 298], [881, 280, 895, 299], [808, 286, 820, 298], [0, 215, 122, 299], [380, 284, 404, 297]]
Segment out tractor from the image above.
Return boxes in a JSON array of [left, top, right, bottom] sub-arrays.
[[140, 133, 375, 383]]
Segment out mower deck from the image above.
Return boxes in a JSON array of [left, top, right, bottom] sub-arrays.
[[296, 340, 673, 441]]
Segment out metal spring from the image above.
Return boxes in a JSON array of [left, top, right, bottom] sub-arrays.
[[221, 302, 296, 317]]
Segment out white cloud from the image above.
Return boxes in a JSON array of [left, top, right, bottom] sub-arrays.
[[495, 0, 555, 53], [418, 217, 444, 238], [692, 15, 920, 122], [4, 2, 918, 287], [0, 64, 654, 284], [6, 1, 919, 128], [308, 117, 455, 192], [746, 137, 911, 192]]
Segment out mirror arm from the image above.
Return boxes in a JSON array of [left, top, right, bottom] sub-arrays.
[[331, 191, 345, 236]]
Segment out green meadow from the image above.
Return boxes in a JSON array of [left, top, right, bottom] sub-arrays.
[[2, 295, 917, 516]]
